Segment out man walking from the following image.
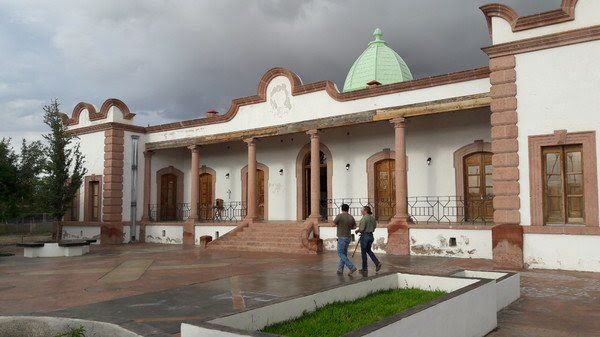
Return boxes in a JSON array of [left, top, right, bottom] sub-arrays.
[[333, 204, 357, 275], [356, 206, 382, 276]]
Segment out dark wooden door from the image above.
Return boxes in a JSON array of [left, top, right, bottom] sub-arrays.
[[464, 152, 493, 221], [199, 173, 213, 220], [257, 170, 265, 220], [375, 159, 396, 221], [160, 173, 177, 220]]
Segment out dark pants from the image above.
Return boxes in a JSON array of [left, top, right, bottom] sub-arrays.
[[360, 232, 380, 270]]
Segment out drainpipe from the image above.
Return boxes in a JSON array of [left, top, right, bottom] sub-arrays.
[[130, 135, 139, 242]]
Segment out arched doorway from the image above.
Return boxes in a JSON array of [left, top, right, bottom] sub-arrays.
[[199, 172, 213, 220], [160, 173, 178, 220], [296, 143, 333, 221], [301, 151, 329, 220], [156, 166, 184, 221], [374, 159, 396, 221], [463, 152, 493, 221], [241, 163, 269, 221]]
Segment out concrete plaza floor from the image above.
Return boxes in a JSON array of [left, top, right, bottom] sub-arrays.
[[0, 243, 599, 336]]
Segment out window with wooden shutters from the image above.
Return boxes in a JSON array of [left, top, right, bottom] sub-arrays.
[[542, 145, 584, 224]]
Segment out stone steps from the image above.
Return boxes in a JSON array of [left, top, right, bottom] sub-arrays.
[[208, 222, 311, 254]]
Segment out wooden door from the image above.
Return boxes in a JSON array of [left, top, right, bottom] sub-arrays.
[[257, 170, 265, 220], [464, 152, 493, 221], [375, 159, 396, 221], [160, 173, 177, 220], [199, 173, 213, 220]]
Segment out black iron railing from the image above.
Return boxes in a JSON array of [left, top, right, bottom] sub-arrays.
[[326, 196, 493, 225], [198, 201, 247, 222], [327, 198, 395, 219], [148, 203, 191, 221], [408, 196, 493, 225]]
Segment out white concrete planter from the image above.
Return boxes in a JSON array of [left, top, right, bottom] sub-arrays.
[[452, 270, 520, 311], [22, 243, 89, 258], [182, 271, 519, 337], [0, 316, 142, 337]]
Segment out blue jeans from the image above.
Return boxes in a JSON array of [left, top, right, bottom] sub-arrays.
[[360, 232, 380, 271], [337, 237, 355, 272]]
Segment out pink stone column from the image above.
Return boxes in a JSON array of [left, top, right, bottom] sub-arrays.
[[391, 117, 408, 221], [245, 138, 257, 221], [189, 145, 200, 221], [307, 129, 321, 220], [141, 150, 154, 221]]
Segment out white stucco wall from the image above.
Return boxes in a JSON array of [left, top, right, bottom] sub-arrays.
[[524, 233, 600, 272], [75, 132, 105, 221], [409, 228, 493, 259], [516, 40, 600, 226], [146, 76, 489, 144], [490, 0, 600, 45]]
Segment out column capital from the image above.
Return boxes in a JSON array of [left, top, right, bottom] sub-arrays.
[[390, 117, 406, 128], [306, 129, 319, 138], [188, 144, 200, 152], [143, 150, 154, 157], [244, 138, 256, 146]]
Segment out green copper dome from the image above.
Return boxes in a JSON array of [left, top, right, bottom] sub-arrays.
[[343, 28, 413, 92]]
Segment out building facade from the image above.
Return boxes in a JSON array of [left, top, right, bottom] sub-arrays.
[[60, 0, 600, 272]]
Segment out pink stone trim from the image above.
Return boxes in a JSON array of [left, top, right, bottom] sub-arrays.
[[295, 142, 333, 221]]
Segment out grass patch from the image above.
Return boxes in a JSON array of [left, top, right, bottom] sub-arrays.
[[261, 288, 446, 337]]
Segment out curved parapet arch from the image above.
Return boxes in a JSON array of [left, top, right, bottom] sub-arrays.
[[100, 98, 136, 121], [66, 98, 134, 126], [480, 0, 579, 36]]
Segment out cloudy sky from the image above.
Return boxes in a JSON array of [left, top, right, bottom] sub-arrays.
[[0, 0, 559, 144]]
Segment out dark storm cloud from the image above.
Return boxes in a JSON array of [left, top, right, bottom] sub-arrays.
[[0, 0, 560, 140]]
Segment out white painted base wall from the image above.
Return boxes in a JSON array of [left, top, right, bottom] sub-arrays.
[[144, 225, 183, 244], [524, 234, 600, 272], [62, 226, 101, 244], [409, 228, 493, 259], [195, 225, 237, 245], [319, 226, 388, 253]]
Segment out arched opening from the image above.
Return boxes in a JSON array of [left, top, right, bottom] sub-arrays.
[[155, 166, 184, 221], [241, 163, 269, 221], [296, 142, 333, 221], [160, 173, 178, 220], [199, 172, 213, 220], [374, 159, 396, 221], [463, 152, 493, 221], [302, 151, 328, 220]]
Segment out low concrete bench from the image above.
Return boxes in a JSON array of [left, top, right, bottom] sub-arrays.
[[18, 240, 91, 258]]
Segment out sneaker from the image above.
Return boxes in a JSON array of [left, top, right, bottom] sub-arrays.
[[375, 263, 382, 272], [336, 270, 343, 275], [348, 267, 357, 276], [359, 269, 368, 277]]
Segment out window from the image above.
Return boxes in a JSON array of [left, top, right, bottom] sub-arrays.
[[90, 181, 100, 222], [65, 190, 79, 221], [542, 145, 584, 224]]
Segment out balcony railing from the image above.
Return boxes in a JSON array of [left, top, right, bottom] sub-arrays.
[[326, 196, 493, 225], [148, 203, 191, 222], [197, 202, 247, 222], [147, 202, 247, 223], [408, 196, 493, 225], [327, 198, 395, 219]]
